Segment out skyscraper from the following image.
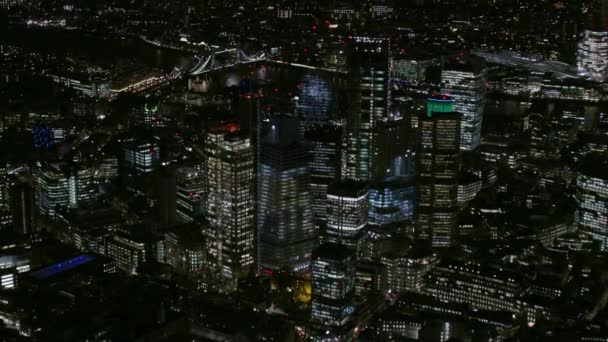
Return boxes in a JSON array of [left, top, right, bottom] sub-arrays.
[[416, 102, 461, 247], [204, 123, 256, 284], [323, 180, 369, 256], [575, 154, 608, 250], [345, 36, 390, 181], [441, 59, 486, 151], [296, 74, 332, 137], [310, 243, 355, 328], [175, 167, 204, 223], [9, 174, 35, 235], [577, 30, 608, 82], [305, 123, 342, 222], [258, 115, 315, 271]]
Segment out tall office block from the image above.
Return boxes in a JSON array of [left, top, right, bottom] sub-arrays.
[[305, 123, 342, 222], [417, 104, 461, 248], [577, 30, 608, 82], [205, 124, 256, 283], [259, 115, 315, 271], [9, 175, 35, 235], [297, 74, 332, 137], [441, 59, 486, 151], [575, 154, 608, 250], [323, 180, 369, 255], [156, 165, 177, 228], [0, 164, 7, 209], [311, 243, 355, 328], [345, 36, 390, 181]]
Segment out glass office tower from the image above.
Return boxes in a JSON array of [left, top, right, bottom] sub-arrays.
[[311, 243, 355, 328], [345, 36, 390, 181], [323, 180, 369, 255], [305, 123, 342, 222], [259, 115, 315, 271], [441, 59, 486, 151], [416, 105, 461, 247]]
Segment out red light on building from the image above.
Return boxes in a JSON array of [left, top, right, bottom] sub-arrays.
[[225, 123, 240, 132]]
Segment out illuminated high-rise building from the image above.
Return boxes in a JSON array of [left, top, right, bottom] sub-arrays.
[[577, 30, 608, 82], [323, 180, 369, 256], [575, 154, 608, 250], [204, 123, 255, 284], [305, 123, 342, 222], [416, 105, 461, 248], [123, 140, 160, 174], [259, 115, 315, 271], [441, 59, 486, 151], [9, 174, 35, 235], [369, 177, 415, 226], [0, 164, 9, 229], [0, 163, 8, 209], [297, 74, 332, 137], [345, 36, 390, 181], [175, 167, 205, 223], [34, 163, 96, 218], [310, 243, 355, 329]]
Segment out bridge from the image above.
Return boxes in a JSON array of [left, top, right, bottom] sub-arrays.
[[189, 48, 266, 75], [188, 47, 347, 76], [472, 50, 581, 80]]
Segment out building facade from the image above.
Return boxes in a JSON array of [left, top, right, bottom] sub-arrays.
[[205, 125, 256, 283], [577, 30, 608, 82], [258, 115, 315, 271], [575, 154, 608, 250], [416, 109, 461, 247], [345, 36, 390, 181], [441, 62, 486, 151]]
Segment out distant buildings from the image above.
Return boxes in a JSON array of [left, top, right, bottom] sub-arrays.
[[164, 224, 207, 274], [7, 173, 35, 234], [577, 30, 608, 82], [34, 163, 96, 218], [575, 154, 608, 250], [368, 177, 415, 226], [175, 167, 204, 223], [123, 140, 160, 174], [297, 75, 332, 136]]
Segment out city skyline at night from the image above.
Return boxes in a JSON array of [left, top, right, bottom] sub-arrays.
[[1, 0, 608, 341]]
